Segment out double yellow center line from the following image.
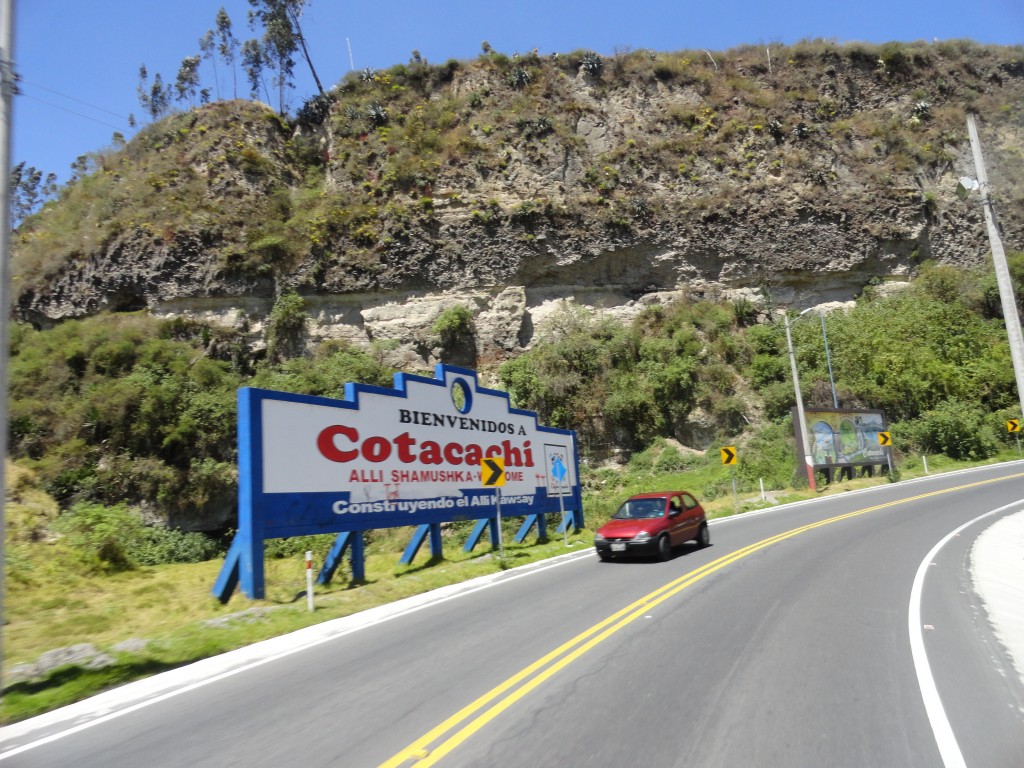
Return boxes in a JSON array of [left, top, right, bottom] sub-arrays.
[[380, 473, 1022, 767]]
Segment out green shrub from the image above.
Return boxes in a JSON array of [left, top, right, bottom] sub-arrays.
[[433, 304, 475, 349], [53, 500, 223, 570], [506, 67, 532, 89], [516, 117, 553, 139], [251, 341, 395, 397], [626, 445, 655, 473], [878, 43, 914, 76], [263, 533, 339, 559], [749, 353, 787, 388], [653, 444, 685, 473], [898, 400, 999, 460], [134, 527, 221, 565], [54, 502, 148, 572], [296, 93, 335, 128], [580, 52, 604, 77], [366, 102, 389, 126], [605, 373, 663, 448], [237, 147, 271, 175], [266, 291, 308, 362]]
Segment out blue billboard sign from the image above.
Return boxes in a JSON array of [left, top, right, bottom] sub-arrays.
[[214, 365, 582, 600]]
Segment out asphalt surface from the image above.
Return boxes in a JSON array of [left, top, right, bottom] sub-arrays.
[[2, 463, 1023, 767]]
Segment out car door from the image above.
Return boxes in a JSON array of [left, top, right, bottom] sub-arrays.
[[680, 492, 702, 539], [667, 493, 688, 545]]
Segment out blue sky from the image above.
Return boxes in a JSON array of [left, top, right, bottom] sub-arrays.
[[13, 0, 1024, 186]]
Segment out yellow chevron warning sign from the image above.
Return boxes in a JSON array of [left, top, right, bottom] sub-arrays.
[[481, 457, 506, 487]]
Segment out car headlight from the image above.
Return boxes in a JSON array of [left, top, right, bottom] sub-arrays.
[[633, 531, 651, 542], [594, 533, 606, 543]]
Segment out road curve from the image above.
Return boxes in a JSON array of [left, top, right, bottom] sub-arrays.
[[3, 463, 1024, 767]]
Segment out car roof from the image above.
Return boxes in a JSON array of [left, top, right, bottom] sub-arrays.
[[627, 491, 692, 499]]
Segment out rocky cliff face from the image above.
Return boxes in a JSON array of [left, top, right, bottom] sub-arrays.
[[13, 41, 1024, 370]]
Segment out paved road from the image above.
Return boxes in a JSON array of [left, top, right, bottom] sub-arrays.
[[3, 463, 1024, 767]]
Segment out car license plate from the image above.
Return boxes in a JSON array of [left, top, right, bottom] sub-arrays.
[[611, 542, 626, 552]]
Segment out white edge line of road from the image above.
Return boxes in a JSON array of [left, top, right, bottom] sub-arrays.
[[907, 497, 1024, 768], [2, 460, 1021, 757]]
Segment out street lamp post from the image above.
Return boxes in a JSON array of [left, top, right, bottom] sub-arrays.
[[799, 307, 839, 409], [784, 311, 817, 491]]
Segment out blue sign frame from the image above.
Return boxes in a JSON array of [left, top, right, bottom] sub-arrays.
[[213, 365, 583, 601]]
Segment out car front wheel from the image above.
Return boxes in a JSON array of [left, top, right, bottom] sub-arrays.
[[657, 534, 672, 561], [696, 523, 710, 548]]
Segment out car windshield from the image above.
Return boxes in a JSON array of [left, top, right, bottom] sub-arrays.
[[612, 498, 666, 519]]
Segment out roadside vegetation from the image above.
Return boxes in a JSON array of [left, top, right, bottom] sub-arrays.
[[6, 256, 1024, 722], [9, 258, 1023, 533]]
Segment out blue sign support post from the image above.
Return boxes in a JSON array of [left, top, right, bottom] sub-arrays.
[[513, 514, 548, 543], [399, 523, 444, 564], [317, 531, 365, 585], [212, 386, 266, 600], [462, 516, 500, 553]]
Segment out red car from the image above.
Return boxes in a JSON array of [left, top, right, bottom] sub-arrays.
[[594, 491, 709, 561]]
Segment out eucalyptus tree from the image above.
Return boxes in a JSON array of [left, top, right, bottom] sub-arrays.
[[216, 8, 239, 99], [241, 38, 271, 104], [199, 30, 219, 100], [136, 65, 172, 121], [9, 161, 57, 228], [247, 0, 324, 113], [175, 55, 202, 107]]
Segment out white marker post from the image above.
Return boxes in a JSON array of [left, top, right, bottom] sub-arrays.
[[558, 490, 568, 547], [496, 488, 504, 560], [305, 551, 314, 612]]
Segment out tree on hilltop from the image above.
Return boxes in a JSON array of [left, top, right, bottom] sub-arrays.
[[199, 30, 220, 100], [216, 8, 240, 99], [241, 38, 272, 105], [10, 161, 57, 228], [136, 65, 172, 121], [247, 0, 324, 114], [175, 55, 202, 107]]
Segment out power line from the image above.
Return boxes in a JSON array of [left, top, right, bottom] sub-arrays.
[[18, 91, 127, 134], [19, 77, 130, 121]]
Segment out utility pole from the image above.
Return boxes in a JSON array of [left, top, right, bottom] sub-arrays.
[[784, 312, 817, 491], [0, 0, 15, 694], [966, 114, 1024, 420]]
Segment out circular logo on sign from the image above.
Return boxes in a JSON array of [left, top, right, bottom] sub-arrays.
[[451, 378, 472, 414]]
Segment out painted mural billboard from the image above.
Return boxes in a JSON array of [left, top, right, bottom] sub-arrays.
[[794, 407, 889, 469], [214, 365, 582, 599]]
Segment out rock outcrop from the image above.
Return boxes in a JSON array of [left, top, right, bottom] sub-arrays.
[[12, 42, 1024, 369]]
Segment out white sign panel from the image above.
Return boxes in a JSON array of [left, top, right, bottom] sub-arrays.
[[256, 367, 577, 515]]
